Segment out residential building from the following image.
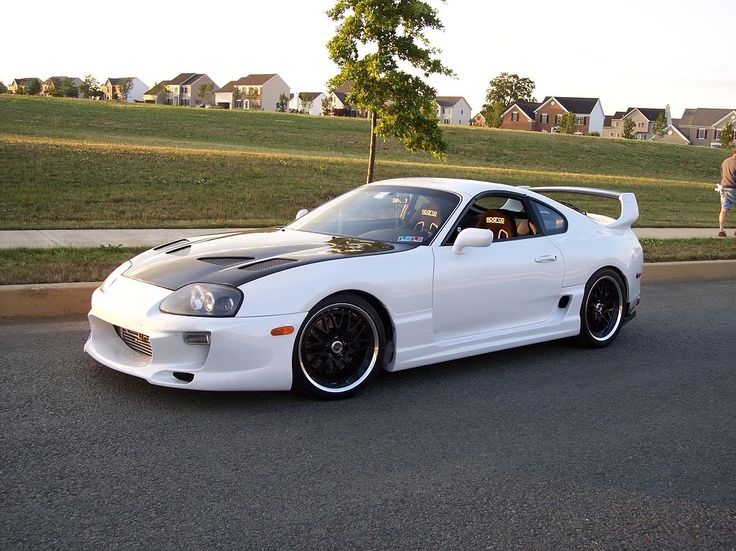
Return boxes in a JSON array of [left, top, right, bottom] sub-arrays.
[[8, 78, 41, 94], [650, 119, 691, 145], [533, 96, 605, 135], [326, 82, 367, 117], [436, 96, 471, 125], [603, 107, 670, 140], [499, 101, 542, 131], [102, 77, 148, 102], [41, 76, 83, 97], [289, 92, 326, 115], [673, 108, 736, 147], [143, 73, 218, 107], [215, 74, 289, 111], [470, 112, 487, 127]]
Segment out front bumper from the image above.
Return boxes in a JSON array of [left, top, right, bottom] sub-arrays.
[[84, 276, 307, 391]]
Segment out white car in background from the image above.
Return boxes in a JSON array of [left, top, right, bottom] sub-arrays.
[[85, 178, 643, 399]]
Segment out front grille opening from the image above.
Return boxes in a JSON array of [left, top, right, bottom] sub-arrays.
[[173, 372, 194, 383], [115, 326, 152, 357], [239, 258, 297, 271], [198, 257, 255, 267]]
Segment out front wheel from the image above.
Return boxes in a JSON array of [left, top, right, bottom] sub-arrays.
[[292, 293, 385, 399], [576, 268, 625, 348]]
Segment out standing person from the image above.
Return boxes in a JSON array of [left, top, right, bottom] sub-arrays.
[[718, 147, 736, 237]]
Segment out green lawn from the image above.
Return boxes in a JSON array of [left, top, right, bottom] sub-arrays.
[[0, 95, 730, 229]]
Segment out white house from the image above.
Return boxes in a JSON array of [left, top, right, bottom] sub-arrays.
[[436, 96, 472, 125], [289, 91, 326, 115], [102, 77, 148, 102], [215, 74, 290, 111]]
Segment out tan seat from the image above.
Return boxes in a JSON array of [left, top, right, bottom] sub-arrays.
[[476, 209, 516, 240]]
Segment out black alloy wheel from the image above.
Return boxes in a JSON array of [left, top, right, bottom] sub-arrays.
[[577, 268, 625, 348], [293, 293, 385, 399]]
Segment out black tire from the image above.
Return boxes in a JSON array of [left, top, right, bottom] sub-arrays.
[[576, 268, 626, 348], [292, 293, 386, 399]]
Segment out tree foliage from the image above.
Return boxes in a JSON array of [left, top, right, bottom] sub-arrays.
[[720, 122, 735, 149], [653, 112, 667, 137], [558, 112, 576, 134], [197, 83, 215, 105], [321, 93, 335, 116], [481, 72, 536, 128], [276, 93, 289, 112], [0, 82, 7, 94], [59, 78, 79, 98], [25, 79, 41, 95], [298, 92, 314, 114], [117, 78, 133, 101], [622, 117, 636, 139], [327, 0, 453, 182], [79, 75, 101, 99]]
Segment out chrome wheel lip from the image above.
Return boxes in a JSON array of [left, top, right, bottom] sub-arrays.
[[298, 302, 379, 394], [585, 275, 623, 342]]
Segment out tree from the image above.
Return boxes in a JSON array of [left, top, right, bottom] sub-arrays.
[[117, 78, 132, 101], [44, 79, 62, 97], [197, 83, 215, 106], [321, 93, 335, 116], [481, 72, 536, 128], [720, 122, 735, 149], [558, 112, 576, 134], [25, 79, 41, 95], [232, 86, 243, 108], [653, 112, 667, 137], [298, 92, 314, 114], [0, 82, 6, 94], [622, 117, 636, 139], [79, 75, 101, 99], [276, 93, 289, 112], [327, 0, 454, 183]]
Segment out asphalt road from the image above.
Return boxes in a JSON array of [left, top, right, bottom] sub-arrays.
[[1, 281, 735, 550]]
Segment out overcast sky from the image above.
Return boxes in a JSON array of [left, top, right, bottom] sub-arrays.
[[3, 0, 734, 117]]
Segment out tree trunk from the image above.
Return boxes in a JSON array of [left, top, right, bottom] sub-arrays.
[[366, 111, 378, 184]]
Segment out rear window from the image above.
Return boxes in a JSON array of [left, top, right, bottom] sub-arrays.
[[533, 201, 567, 235]]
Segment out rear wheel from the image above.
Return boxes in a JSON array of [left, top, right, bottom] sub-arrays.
[[577, 268, 625, 348], [293, 293, 385, 399]]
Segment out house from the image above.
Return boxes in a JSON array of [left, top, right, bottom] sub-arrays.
[[326, 82, 367, 117], [289, 91, 326, 115], [672, 108, 736, 147], [102, 77, 148, 102], [215, 74, 289, 111], [470, 112, 487, 127], [649, 119, 691, 145], [142, 73, 218, 107], [603, 107, 670, 140], [8, 78, 41, 94], [41, 76, 83, 97], [533, 96, 605, 135], [436, 96, 471, 125], [499, 101, 542, 131]]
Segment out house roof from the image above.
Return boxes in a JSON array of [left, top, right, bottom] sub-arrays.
[[436, 96, 467, 108], [652, 122, 690, 144], [216, 74, 277, 92], [13, 78, 40, 86], [611, 111, 627, 119], [297, 92, 324, 101], [45, 76, 81, 87], [143, 82, 167, 96], [107, 77, 138, 86], [624, 107, 666, 121], [679, 108, 736, 128], [536, 96, 600, 114], [604, 115, 613, 127], [167, 73, 208, 86], [500, 101, 540, 120]]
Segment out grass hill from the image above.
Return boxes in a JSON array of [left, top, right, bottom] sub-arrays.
[[0, 95, 730, 229]]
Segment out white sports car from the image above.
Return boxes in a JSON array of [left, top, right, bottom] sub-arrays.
[[85, 178, 643, 398]]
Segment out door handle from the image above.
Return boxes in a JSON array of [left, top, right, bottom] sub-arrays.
[[534, 255, 557, 263]]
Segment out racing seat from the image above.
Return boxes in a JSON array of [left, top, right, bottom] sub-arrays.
[[476, 209, 517, 240], [410, 201, 443, 235]]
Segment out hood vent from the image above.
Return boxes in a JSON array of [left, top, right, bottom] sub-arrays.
[[167, 245, 192, 256], [154, 238, 189, 251], [239, 258, 297, 271], [198, 256, 255, 267]]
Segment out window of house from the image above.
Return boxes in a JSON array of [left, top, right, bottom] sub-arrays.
[[614, 121, 619, 127], [541, 113, 548, 124], [555, 114, 563, 125], [575, 115, 585, 125], [511, 112, 519, 122], [444, 119, 451, 124], [697, 128, 706, 139], [715, 130, 723, 140], [637, 122, 645, 128], [182, 98, 190, 106]]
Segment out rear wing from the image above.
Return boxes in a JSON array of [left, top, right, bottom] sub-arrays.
[[527, 186, 639, 230]]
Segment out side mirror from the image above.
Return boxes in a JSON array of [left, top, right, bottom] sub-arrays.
[[295, 209, 309, 220], [452, 228, 493, 255]]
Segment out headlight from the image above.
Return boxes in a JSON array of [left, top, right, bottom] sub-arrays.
[[160, 283, 243, 317], [100, 261, 132, 293]]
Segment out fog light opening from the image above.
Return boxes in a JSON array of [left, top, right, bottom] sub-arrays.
[[173, 372, 195, 383]]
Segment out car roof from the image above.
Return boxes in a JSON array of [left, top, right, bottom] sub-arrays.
[[365, 177, 525, 199]]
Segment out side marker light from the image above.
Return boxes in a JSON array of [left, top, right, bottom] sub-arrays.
[[271, 326, 295, 336]]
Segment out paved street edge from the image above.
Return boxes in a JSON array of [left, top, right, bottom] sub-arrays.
[[2, 260, 735, 318]]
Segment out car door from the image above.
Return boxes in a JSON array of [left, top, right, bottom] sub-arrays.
[[431, 194, 565, 341]]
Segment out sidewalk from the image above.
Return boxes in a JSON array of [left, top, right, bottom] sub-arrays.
[[0, 227, 727, 249]]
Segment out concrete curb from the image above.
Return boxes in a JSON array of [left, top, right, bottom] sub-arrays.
[[2, 260, 736, 318]]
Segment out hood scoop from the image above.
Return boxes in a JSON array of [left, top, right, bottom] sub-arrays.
[[239, 258, 297, 271], [166, 245, 192, 256], [198, 256, 255, 267]]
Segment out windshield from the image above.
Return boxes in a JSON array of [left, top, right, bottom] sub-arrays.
[[289, 185, 461, 246]]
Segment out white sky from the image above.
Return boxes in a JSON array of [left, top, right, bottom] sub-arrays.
[[3, 0, 734, 117]]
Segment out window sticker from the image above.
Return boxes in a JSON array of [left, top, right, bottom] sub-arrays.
[[398, 236, 424, 243]]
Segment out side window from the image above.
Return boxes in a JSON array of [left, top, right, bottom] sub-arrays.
[[447, 194, 539, 244], [533, 201, 567, 235]]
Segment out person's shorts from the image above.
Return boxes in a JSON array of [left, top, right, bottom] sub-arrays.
[[721, 188, 736, 210]]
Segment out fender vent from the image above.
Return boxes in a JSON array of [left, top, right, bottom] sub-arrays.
[[239, 258, 297, 271], [199, 257, 255, 267]]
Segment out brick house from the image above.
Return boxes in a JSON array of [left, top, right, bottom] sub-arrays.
[[533, 96, 605, 134], [499, 101, 541, 131]]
